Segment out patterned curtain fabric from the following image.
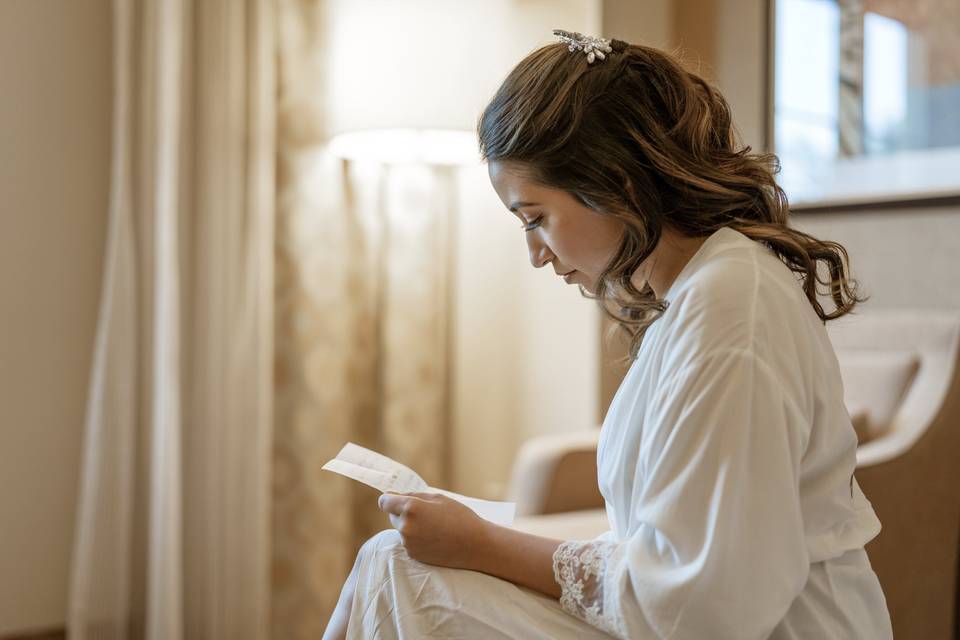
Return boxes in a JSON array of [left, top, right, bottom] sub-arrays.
[[273, 3, 455, 637], [68, 0, 275, 638]]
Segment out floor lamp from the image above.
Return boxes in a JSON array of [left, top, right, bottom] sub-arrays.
[[327, 128, 478, 489]]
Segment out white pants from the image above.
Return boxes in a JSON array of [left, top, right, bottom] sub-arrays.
[[347, 530, 893, 639], [346, 529, 615, 639]]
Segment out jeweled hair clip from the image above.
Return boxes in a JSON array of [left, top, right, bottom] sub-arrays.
[[552, 29, 614, 64]]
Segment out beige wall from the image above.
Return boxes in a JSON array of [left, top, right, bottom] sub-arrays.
[[795, 206, 960, 310], [0, 0, 111, 634]]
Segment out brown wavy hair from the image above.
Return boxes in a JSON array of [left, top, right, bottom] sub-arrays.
[[477, 38, 868, 361]]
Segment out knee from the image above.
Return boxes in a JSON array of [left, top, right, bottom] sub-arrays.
[[360, 528, 403, 556], [352, 529, 404, 581]]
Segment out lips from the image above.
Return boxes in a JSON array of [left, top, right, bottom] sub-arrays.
[[561, 270, 577, 283]]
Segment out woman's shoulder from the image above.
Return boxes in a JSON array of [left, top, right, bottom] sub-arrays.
[[658, 237, 816, 366], [673, 228, 809, 312]]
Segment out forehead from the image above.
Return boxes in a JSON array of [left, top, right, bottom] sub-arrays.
[[488, 161, 560, 210]]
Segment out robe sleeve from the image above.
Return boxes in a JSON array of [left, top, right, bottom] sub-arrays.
[[552, 348, 810, 639]]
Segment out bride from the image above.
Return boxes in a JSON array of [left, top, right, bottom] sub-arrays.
[[323, 31, 893, 640]]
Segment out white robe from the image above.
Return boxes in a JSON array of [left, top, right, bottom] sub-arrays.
[[346, 226, 893, 639]]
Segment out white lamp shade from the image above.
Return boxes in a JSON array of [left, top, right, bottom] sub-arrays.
[[327, 128, 480, 167]]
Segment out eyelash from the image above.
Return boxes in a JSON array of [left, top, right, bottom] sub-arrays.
[[522, 215, 543, 232]]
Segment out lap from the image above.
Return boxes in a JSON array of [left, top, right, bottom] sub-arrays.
[[346, 529, 616, 640]]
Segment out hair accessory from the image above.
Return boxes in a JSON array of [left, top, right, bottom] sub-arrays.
[[552, 29, 614, 64]]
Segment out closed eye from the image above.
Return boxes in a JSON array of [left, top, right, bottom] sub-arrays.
[[522, 215, 543, 232]]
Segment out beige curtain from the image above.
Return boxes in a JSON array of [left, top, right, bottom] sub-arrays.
[[272, 3, 455, 636], [68, 1, 275, 638]]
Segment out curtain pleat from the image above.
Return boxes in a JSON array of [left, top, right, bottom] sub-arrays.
[[68, 1, 275, 638]]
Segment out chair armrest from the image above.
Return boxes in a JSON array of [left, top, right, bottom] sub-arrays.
[[832, 310, 960, 469], [510, 508, 611, 541], [856, 431, 913, 468], [507, 428, 603, 517]]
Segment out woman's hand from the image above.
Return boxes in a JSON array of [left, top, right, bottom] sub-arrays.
[[377, 491, 489, 571]]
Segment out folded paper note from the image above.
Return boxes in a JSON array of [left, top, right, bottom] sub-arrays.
[[322, 442, 516, 526]]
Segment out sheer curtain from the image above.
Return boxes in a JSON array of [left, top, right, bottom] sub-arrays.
[[272, 3, 455, 637], [68, 1, 275, 638]]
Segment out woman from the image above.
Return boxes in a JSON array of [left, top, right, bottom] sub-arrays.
[[323, 31, 893, 639]]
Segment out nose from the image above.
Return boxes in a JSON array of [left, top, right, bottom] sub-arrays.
[[525, 232, 553, 269]]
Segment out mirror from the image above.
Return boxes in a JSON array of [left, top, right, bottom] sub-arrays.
[[772, 0, 960, 208]]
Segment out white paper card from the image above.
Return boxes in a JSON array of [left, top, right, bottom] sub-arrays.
[[322, 442, 430, 494], [322, 442, 516, 525]]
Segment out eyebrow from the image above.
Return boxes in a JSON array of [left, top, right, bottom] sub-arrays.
[[508, 200, 541, 213]]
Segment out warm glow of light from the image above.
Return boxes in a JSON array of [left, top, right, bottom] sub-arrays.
[[327, 128, 479, 166]]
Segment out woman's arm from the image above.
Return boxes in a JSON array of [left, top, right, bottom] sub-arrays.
[[377, 491, 563, 599], [469, 521, 564, 599]]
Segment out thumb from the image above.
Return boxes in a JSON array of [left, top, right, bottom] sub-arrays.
[[378, 491, 409, 514]]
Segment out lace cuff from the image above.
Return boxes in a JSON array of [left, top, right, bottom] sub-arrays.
[[552, 538, 622, 637]]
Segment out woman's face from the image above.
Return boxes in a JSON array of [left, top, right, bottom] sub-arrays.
[[488, 161, 625, 294]]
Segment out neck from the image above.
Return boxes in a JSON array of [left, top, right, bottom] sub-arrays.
[[630, 226, 708, 299]]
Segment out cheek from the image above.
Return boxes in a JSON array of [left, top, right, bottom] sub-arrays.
[[582, 227, 621, 266], [549, 219, 589, 259], [594, 222, 625, 260], [548, 214, 622, 268]]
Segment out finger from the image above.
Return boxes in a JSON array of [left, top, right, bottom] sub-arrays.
[[378, 492, 410, 515], [387, 513, 403, 531]]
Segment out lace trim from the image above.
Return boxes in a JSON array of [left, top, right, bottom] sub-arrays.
[[552, 539, 622, 637]]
